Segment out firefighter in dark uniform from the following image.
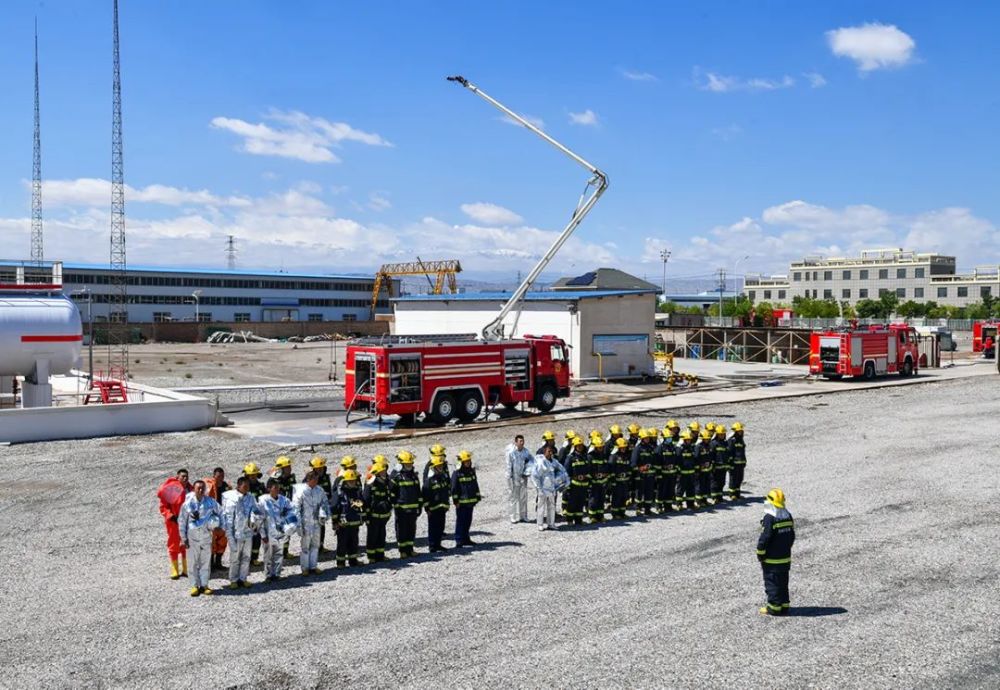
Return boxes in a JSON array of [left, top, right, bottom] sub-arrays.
[[727, 422, 747, 499], [675, 430, 699, 509], [389, 450, 423, 557], [558, 430, 576, 466], [537, 430, 557, 457], [451, 450, 481, 546], [587, 436, 609, 523], [606, 424, 624, 447], [608, 438, 632, 519], [241, 462, 266, 564], [423, 455, 451, 552], [310, 456, 333, 551], [625, 423, 641, 507], [709, 425, 731, 504], [757, 488, 795, 616], [362, 457, 392, 562], [563, 436, 591, 526], [422, 443, 448, 485], [631, 428, 659, 515], [273, 456, 297, 559], [657, 425, 678, 512], [331, 469, 365, 567], [695, 429, 714, 508], [332, 455, 357, 494]]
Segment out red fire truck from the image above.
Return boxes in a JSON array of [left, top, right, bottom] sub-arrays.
[[809, 324, 920, 379], [345, 334, 571, 424], [972, 320, 998, 354]]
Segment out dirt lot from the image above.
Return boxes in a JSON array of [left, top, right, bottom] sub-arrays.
[[1, 376, 998, 688]]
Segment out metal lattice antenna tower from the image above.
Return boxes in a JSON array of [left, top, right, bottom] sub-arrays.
[[108, 0, 128, 373], [225, 235, 237, 270], [30, 18, 43, 264]]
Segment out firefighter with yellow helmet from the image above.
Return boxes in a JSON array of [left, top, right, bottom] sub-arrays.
[[389, 451, 423, 557], [331, 468, 364, 568], [451, 450, 481, 546], [727, 422, 748, 499], [362, 456, 393, 562], [757, 488, 795, 615]]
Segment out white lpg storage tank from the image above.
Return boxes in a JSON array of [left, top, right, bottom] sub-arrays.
[[0, 295, 82, 407]]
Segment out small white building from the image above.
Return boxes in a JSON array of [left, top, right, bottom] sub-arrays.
[[392, 288, 656, 379]]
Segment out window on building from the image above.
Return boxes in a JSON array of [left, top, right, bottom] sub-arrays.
[[748, 291, 756, 301], [342, 313, 358, 322], [914, 287, 924, 298], [842, 289, 851, 299], [937, 287, 947, 298], [896, 288, 906, 298], [793, 272, 801, 281], [803, 272, 809, 281], [897, 268, 906, 279], [958, 287, 968, 298], [778, 290, 786, 299], [982, 286, 992, 298], [234, 313, 251, 322], [823, 271, 832, 281], [812, 289, 819, 298], [878, 269, 888, 279], [197, 313, 212, 323], [152, 312, 172, 323], [860, 269, 869, 280], [308, 313, 323, 322], [842, 270, 851, 280], [915, 267, 925, 278], [763, 290, 772, 299], [813, 271, 819, 280], [879, 288, 889, 297], [859, 289, 868, 298], [823, 289, 833, 299]]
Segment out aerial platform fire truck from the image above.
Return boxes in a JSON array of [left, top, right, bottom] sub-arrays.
[[345, 75, 607, 425], [809, 323, 920, 380]]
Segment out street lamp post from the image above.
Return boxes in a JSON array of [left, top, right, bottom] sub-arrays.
[[660, 249, 671, 302], [71, 289, 94, 379], [192, 290, 202, 323]]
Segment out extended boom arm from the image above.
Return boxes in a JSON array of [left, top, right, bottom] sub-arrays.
[[447, 75, 608, 341]]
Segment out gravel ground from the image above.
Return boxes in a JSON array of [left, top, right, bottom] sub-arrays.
[[1, 376, 998, 688]]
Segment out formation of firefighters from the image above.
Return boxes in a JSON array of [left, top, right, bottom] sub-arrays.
[[157, 418, 795, 615]]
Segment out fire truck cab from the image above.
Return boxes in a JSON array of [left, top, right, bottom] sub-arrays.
[[345, 334, 571, 425], [810, 323, 919, 380]]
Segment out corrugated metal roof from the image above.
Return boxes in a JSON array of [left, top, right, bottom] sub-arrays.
[[393, 289, 656, 302], [0, 259, 373, 281]]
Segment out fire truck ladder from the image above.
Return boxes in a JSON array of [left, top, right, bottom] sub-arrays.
[[370, 259, 462, 318]]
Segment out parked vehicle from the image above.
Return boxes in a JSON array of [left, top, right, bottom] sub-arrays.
[[809, 323, 919, 379]]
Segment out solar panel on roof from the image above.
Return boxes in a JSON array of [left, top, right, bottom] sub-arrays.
[[565, 271, 596, 286]]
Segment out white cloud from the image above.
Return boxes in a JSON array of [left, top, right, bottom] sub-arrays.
[[696, 69, 795, 93], [500, 113, 545, 130], [40, 178, 251, 208], [368, 192, 391, 212], [568, 109, 599, 126], [826, 23, 916, 72], [622, 69, 658, 82], [460, 202, 524, 226], [210, 109, 391, 163], [804, 72, 827, 88]]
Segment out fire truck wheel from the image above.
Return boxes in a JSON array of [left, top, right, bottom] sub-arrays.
[[457, 391, 483, 422], [535, 384, 557, 413], [900, 358, 913, 377], [863, 362, 876, 380], [430, 393, 457, 424]]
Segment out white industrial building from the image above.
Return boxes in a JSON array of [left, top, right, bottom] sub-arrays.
[[392, 288, 657, 380]]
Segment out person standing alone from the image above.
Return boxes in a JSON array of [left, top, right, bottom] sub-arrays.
[[757, 488, 795, 616]]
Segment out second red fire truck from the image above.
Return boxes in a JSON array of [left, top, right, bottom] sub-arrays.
[[809, 323, 920, 379]]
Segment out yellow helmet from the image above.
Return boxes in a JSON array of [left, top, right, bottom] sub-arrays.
[[688, 421, 700, 432], [715, 425, 726, 435], [589, 429, 602, 439], [341, 469, 359, 482], [765, 488, 785, 509], [666, 419, 679, 430], [430, 455, 446, 467], [661, 426, 672, 437], [706, 422, 716, 432], [542, 430, 555, 441], [397, 450, 415, 465], [592, 436, 605, 448], [372, 454, 387, 466], [339, 455, 357, 468], [572, 435, 586, 447], [627, 423, 640, 435], [429, 443, 446, 455], [609, 424, 621, 435], [638, 428, 650, 439], [275, 456, 292, 469], [457, 450, 473, 462], [242, 462, 261, 477], [680, 430, 693, 441], [699, 429, 711, 440], [371, 460, 388, 474], [309, 456, 327, 469], [565, 430, 577, 440], [615, 437, 628, 449], [732, 422, 744, 432], [646, 428, 658, 438]]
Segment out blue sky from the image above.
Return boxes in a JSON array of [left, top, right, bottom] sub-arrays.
[[1, 1, 998, 285]]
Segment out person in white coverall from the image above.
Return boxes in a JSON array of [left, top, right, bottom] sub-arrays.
[[222, 476, 261, 590], [531, 445, 566, 531], [179, 480, 222, 596], [258, 478, 298, 582], [505, 434, 535, 523], [293, 470, 331, 576]]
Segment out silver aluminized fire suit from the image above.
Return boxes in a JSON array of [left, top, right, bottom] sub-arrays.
[[257, 493, 297, 578], [292, 483, 331, 572], [222, 489, 261, 585], [179, 492, 222, 589], [505, 443, 535, 523]]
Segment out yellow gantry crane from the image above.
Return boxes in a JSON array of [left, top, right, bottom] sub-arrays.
[[370, 258, 462, 317]]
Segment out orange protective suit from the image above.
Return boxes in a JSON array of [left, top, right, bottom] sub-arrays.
[[157, 477, 191, 559], [204, 477, 229, 556]]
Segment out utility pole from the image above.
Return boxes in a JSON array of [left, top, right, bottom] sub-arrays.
[[225, 235, 237, 270], [659, 249, 671, 301], [716, 268, 727, 318], [107, 0, 129, 375], [30, 18, 43, 264]]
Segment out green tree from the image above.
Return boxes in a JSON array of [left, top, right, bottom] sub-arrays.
[[755, 301, 775, 325], [841, 301, 856, 319], [855, 298, 883, 319], [879, 291, 899, 317], [898, 300, 926, 318]]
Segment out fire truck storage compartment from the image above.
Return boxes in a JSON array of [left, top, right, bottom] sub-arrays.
[[389, 353, 422, 402], [819, 336, 841, 372], [504, 348, 531, 391], [354, 354, 375, 396]]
